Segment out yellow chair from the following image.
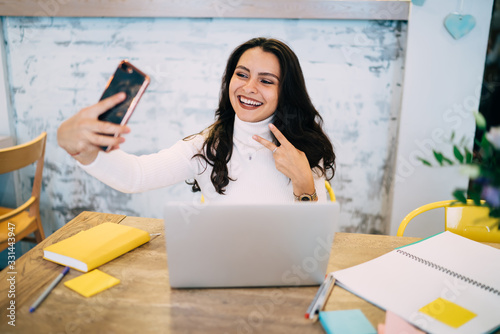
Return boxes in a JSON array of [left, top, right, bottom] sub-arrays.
[[397, 199, 500, 243], [201, 180, 336, 203], [0, 132, 47, 252], [325, 180, 336, 202]]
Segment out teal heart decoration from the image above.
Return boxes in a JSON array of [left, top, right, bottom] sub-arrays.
[[444, 13, 476, 40], [411, 0, 426, 6]]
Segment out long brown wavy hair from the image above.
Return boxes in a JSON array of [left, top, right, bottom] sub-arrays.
[[186, 37, 335, 194]]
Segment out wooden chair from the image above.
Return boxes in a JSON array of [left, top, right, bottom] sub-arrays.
[[0, 132, 47, 252], [397, 199, 500, 243]]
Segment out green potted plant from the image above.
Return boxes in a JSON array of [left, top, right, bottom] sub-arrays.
[[419, 112, 500, 229]]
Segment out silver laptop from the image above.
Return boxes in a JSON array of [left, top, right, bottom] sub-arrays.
[[164, 202, 340, 288]]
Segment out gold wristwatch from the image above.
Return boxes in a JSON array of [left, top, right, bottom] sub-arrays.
[[294, 190, 318, 202]]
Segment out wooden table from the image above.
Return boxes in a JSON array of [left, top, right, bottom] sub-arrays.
[[1, 211, 497, 333]]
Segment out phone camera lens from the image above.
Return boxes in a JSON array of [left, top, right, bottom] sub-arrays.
[[122, 63, 133, 74]]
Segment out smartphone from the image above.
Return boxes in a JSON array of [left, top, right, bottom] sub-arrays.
[[98, 60, 150, 151]]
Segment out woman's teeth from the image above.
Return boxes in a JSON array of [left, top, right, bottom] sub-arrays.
[[239, 96, 263, 106]]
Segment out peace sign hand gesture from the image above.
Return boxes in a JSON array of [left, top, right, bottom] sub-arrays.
[[252, 123, 316, 198]]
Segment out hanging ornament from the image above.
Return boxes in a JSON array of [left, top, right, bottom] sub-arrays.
[[411, 0, 426, 6], [444, 0, 476, 40]]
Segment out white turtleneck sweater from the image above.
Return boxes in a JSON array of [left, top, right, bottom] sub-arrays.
[[80, 115, 327, 203]]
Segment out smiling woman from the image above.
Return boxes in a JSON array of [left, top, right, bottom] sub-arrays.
[[229, 48, 280, 123], [57, 37, 336, 203]]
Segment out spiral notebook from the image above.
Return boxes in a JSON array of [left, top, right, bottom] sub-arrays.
[[333, 231, 500, 334]]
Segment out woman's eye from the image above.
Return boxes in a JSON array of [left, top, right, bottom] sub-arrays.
[[261, 79, 273, 85], [236, 72, 247, 78]]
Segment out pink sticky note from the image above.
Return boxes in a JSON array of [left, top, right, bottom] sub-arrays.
[[384, 311, 425, 334]]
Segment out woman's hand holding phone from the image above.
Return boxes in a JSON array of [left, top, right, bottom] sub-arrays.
[[57, 93, 130, 165], [58, 60, 149, 164]]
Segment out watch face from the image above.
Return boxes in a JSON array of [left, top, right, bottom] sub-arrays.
[[300, 195, 311, 201]]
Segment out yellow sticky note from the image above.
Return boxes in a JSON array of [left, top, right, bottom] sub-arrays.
[[64, 269, 120, 297], [419, 298, 476, 328]]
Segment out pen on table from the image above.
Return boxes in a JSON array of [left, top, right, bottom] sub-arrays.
[[29, 266, 70, 313], [305, 272, 335, 321]]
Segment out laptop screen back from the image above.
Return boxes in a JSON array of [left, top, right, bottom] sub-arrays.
[[164, 202, 340, 288]]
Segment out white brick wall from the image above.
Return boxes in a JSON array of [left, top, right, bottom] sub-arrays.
[[3, 17, 406, 234]]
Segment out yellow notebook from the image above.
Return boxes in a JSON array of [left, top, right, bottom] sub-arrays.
[[43, 222, 150, 272]]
